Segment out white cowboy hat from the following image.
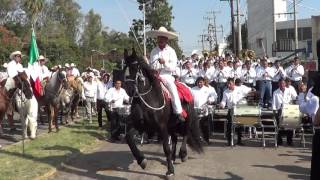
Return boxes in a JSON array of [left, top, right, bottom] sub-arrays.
[[70, 63, 76, 67], [65, 63, 70, 68], [10, 51, 22, 60], [38, 55, 48, 62], [146, 26, 178, 40]]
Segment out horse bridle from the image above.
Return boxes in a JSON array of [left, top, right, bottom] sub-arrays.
[[124, 63, 166, 111]]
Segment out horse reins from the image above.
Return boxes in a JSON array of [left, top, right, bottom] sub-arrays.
[[126, 68, 166, 111]]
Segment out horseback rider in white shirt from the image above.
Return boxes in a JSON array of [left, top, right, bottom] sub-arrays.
[[5, 51, 24, 91], [147, 26, 185, 121]]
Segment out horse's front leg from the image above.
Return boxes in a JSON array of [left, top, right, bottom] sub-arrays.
[[126, 127, 147, 169], [161, 127, 174, 178], [179, 135, 188, 162]]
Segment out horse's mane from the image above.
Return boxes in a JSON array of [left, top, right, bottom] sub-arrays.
[[136, 57, 160, 87]]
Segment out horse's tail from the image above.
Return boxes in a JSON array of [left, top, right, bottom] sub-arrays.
[[186, 103, 203, 153]]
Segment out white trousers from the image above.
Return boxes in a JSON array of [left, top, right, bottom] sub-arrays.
[[160, 74, 182, 114]]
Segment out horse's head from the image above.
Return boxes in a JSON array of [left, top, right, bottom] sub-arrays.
[[57, 69, 68, 88], [15, 71, 33, 99], [123, 48, 154, 97]]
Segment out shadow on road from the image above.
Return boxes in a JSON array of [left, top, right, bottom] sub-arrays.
[[189, 171, 243, 180], [252, 164, 309, 180]]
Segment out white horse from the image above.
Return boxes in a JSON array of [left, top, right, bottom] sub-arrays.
[[15, 89, 38, 139]]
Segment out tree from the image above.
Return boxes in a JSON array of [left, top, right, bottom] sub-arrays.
[[130, 0, 183, 58], [80, 9, 103, 66], [22, 0, 44, 25]]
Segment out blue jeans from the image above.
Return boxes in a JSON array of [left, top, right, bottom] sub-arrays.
[[215, 82, 226, 103], [259, 80, 272, 107]]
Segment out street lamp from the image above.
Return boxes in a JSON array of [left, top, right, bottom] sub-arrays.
[[91, 48, 117, 69]]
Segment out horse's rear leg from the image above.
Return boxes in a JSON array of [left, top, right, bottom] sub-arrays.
[[171, 133, 178, 162], [48, 106, 54, 133], [126, 128, 146, 169], [161, 129, 174, 177], [179, 135, 188, 162]]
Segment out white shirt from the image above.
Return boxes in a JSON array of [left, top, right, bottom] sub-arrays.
[[181, 68, 198, 85], [105, 87, 129, 108], [231, 67, 242, 79], [285, 64, 304, 81], [256, 66, 274, 81], [272, 66, 286, 82], [198, 67, 215, 82], [96, 80, 109, 100], [38, 64, 51, 81], [240, 67, 256, 84], [72, 68, 80, 77], [191, 86, 216, 108], [220, 87, 246, 109], [287, 85, 298, 99], [7, 60, 23, 78], [83, 81, 97, 98], [149, 45, 178, 75], [272, 88, 297, 110], [213, 67, 231, 83], [299, 87, 319, 121], [236, 85, 252, 98]]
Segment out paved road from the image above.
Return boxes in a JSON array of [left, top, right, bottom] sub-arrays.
[[50, 136, 311, 180]]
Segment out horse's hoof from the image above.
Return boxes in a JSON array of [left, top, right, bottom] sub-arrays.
[[139, 159, 147, 169], [181, 155, 188, 162], [48, 130, 52, 133], [165, 172, 175, 180]]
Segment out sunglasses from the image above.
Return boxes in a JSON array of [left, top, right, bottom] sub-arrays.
[[15, 55, 22, 58]]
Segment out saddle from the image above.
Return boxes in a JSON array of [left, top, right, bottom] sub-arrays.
[[158, 77, 193, 119]]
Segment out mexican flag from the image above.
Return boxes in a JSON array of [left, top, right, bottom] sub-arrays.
[[28, 29, 41, 97]]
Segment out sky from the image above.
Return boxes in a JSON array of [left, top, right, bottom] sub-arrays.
[[76, 0, 320, 55]]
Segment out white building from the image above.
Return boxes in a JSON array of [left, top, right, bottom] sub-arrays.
[[247, 0, 320, 61], [247, 0, 288, 57]]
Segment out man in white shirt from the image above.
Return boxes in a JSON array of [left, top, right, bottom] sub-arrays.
[[191, 77, 216, 144], [96, 73, 112, 128], [70, 63, 80, 77], [271, 60, 286, 93], [181, 60, 198, 87], [198, 61, 215, 84], [5, 51, 24, 91], [285, 57, 304, 92], [240, 60, 256, 88], [147, 26, 185, 121], [35, 55, 51, 96], [83, 72, 97, 123], [272, 79, 297, 146], [299, 87, 319, 122], [256, 59, 274, 109], [213, 60, 231, 103], [220, 78, 248, 146], [105, 80, 129, 141]]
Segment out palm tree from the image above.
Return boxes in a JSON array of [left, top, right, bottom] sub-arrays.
[[23, 0, 44, 26]]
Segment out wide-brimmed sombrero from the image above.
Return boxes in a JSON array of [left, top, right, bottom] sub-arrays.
[[10, 51, 22, 60], [146, 26, 178, 40]]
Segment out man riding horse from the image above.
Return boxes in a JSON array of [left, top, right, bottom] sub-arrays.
[[147, 26, 186, 122]]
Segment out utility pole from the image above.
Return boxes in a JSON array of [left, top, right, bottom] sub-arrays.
[[293, 0, 298, 50], [143, 3, 147, 57], [236, 0, 242, 55], [204, 15, 214, 51], [220, 0, 236, 54]]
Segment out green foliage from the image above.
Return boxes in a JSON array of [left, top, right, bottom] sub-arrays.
[[130, 0, 183, 58], [0, 0, 134, 72]]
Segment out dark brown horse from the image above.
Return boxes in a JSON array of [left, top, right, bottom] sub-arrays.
[[122, 49, 203, 178]]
